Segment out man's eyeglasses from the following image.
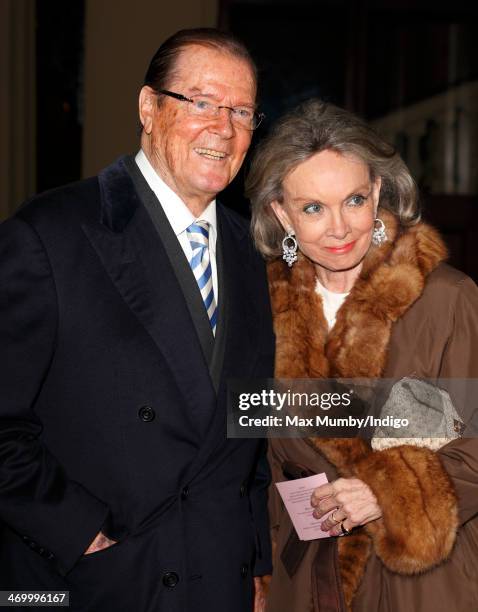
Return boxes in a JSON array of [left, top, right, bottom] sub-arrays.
[[158, 89, 265, 131]]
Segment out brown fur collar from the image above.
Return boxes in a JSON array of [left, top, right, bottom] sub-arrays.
[[268, 209, 447, 379], [268, 212, 458, 609]]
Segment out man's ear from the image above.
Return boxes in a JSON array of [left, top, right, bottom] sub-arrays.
[[138, 86, 156, 135], [270, 200, 293, 233]]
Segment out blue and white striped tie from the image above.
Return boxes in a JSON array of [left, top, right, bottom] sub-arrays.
[[186, 221, 217, 334]]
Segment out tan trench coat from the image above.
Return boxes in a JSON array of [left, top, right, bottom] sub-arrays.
[[266, 214, 478, 612]]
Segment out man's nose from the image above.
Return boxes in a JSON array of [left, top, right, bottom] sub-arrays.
[[209, 107, 235, 138]]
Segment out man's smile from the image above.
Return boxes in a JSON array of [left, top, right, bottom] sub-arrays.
[[194, 147, 228, 160]]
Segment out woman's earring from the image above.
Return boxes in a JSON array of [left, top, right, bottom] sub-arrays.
[[372, 218, 388, 246], [282, 230, 298, 267]]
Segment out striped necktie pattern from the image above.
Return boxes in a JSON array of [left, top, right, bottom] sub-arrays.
[[186, 220, 217, 334]]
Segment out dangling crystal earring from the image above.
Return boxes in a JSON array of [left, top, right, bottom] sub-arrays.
[[282, 230, 298, 267], [372, 218, 388, 246]]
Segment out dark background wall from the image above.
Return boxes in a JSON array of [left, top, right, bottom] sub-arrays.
[[4, 0, 478, 278], [36, 0, 85, 193], [221, 0, 478, 279]]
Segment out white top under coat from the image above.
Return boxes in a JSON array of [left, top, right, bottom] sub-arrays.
[[315, 278, 349, 330]]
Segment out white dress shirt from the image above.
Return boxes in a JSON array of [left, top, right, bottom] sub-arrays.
[[135, 149, 218, 301]]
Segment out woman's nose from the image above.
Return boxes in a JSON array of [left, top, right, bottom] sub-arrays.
[[327, 210, 350, 239]]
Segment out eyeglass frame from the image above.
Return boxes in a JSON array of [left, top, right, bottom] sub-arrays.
[[157, 89, 265, 131]]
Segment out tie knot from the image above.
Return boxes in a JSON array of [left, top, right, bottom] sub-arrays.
[[187, 221, 210, 250]]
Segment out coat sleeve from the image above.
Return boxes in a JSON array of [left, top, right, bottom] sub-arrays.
[[352, 274, 478, 575], [437, 275, 478, 525], [438, 438, 478, 525], [0, 216, 109, 575]]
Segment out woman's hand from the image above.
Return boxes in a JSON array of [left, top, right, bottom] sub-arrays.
[[310, 477, 382, 536]]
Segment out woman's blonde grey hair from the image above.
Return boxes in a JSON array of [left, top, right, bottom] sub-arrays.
[[246, 98, 420, 258]]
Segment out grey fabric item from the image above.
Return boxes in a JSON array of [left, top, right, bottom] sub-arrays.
[[123, 156, 226, 391], [372, 377, 464, 450]]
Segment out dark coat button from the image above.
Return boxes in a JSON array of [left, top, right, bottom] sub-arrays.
[[239, 483, 247, 497], [240, 563, 248, 578], [138, 406, 155, 422], [162, 572, 179, 588], [181, 486, 189, 500]]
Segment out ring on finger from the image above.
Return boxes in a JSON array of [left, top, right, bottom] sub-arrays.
[[340, 521, 351, 536], [329, 509, 342, 525]]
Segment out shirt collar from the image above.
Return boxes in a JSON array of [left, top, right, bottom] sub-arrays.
[[135, 149, 217, 245]]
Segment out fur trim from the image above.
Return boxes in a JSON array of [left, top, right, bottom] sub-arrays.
[[269, 213, 455, 607], [355, 445, 458, 574], [306, 438, 370, 476], [268, 211, 448, 380], [337, 533, 372, 609], [269, 254, 329, 378]]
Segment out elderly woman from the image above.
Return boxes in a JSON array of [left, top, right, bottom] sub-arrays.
[[246, 99, 478, 612]]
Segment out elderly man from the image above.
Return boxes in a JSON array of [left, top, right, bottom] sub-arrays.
[[0, 29, 274, 612]]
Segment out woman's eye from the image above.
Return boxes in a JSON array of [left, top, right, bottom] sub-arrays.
[[303, 203, 322, 214], [348, 195, 365, 206]]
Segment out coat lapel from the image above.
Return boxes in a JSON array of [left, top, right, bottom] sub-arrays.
[[82, 157, 216, 434], [215, 204, 264, 387], [123, 155, 216, 369], [182, 205, 263, 482]]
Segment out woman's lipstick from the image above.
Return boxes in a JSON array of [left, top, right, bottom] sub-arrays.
[[324, 240, 356, 254]]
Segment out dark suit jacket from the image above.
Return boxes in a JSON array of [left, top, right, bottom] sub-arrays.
[[0, 156, 275, 612]]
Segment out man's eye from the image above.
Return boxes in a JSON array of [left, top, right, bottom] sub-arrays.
[[233, 107, 253, 119], [303, 203, 322, 214], [348, 195, 366, 206], [193, 99, 212, 111]]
